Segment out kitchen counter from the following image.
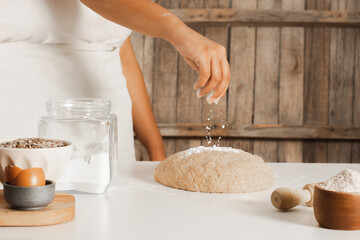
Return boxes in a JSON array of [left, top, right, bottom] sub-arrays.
[[1, 162, 360, 240]]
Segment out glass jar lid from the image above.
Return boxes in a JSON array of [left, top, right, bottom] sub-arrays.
[[46, 98, 112, 116]]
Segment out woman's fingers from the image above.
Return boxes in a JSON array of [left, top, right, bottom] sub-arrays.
[[197, 57, 222, 98], [213, 82, 229, 104], [209, 59, 231, 103], [208, 80, 228, 104], [193, 56, 211, 90]]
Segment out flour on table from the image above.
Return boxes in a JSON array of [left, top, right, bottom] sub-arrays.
[[319, 169, 360, 192]]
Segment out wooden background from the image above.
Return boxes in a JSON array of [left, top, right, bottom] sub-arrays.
[[131, 0, 360, 163]]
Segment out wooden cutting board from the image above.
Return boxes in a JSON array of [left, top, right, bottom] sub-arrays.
[[0, 190, 75, 226]]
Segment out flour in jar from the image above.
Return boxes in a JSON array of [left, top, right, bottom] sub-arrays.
[[319, 169, 360, 192]]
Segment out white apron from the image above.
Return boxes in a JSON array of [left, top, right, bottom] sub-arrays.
[[0, 0, 136, 165]]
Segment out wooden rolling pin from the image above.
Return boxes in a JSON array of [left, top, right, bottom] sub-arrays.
[[271, 183, 316, 210]]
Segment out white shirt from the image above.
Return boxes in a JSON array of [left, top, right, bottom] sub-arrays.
[[0, 0, 131, 47], [0, 0, 136, 166]]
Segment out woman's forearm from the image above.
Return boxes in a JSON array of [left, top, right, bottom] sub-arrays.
[[120, 37, 165, 161], [82, 0, 230, 106], [80, 0, 185, 45]]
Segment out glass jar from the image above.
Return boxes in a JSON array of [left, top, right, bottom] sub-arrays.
[[38, 98, 118, 194]]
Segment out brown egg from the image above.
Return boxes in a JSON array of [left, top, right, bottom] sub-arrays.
[[5, 165, 22, 183], [10, 168, 46, 187]]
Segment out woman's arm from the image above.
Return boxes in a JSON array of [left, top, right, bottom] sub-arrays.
[[80, 0, 230, 104], [120, 37, 165, 161]]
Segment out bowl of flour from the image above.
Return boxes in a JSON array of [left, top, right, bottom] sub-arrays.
[[314, 169, 360, 230]]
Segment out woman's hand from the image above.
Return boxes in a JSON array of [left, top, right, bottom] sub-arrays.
[[170, 27, 231, 104]]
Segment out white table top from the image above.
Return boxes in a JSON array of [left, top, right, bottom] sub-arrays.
[[1, 162, 360, 240]]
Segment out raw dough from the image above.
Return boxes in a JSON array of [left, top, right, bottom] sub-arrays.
[[154, 146, 274, 193]]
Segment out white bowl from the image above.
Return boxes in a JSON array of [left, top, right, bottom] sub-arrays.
[[0, 139, 73, 183]]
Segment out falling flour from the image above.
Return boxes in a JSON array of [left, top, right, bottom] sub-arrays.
[[319, 169, 360, 192], [204, 104, 228, 146]]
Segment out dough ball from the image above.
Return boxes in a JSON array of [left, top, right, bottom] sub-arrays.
[[154, 146, 274, 193]]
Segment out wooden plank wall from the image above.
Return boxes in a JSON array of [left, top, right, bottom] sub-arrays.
[[131, 0, 360, 163]]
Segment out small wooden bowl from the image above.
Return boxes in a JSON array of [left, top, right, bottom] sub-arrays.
[[313, 183, 360, 230]]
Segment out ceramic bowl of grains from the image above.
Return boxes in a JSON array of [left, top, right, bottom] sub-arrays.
[[313, 169, 360, 230], [0, 138, 72, 184]]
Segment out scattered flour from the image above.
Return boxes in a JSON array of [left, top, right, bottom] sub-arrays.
[[319, 169, 360, 192], [183, 145, 242, 156]]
